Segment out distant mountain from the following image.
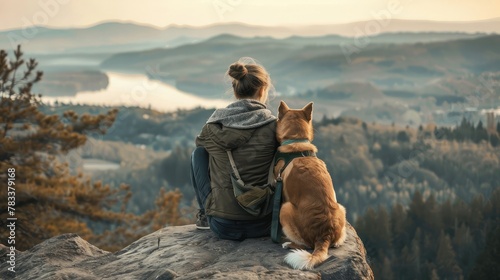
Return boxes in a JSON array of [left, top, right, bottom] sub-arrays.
[[1, 19, 499, 53], [100, 34, 500, 97], [206, 32, 488, 47], [287, 18, 500, 37], [0, 22, 202, 54]]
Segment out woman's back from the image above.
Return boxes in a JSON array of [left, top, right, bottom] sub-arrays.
[[190, 57, 278, 240], [196, 99, 277, 220]]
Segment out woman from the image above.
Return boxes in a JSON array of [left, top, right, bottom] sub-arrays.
[[190, 58, 278, 240]]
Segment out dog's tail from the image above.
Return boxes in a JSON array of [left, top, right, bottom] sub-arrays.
[[284, 239, 330, 270]]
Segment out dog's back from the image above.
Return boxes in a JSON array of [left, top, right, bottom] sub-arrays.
[[283, 157, 344, 243]]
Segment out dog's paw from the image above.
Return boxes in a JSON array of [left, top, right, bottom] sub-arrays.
[[333, 243, 341, 248], [282, 242, 292, 249]]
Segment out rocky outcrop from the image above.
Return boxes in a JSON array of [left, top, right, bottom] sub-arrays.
[[0, 223, 373, 279]]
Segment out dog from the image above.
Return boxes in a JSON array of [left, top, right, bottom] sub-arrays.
[[274, 101, 347, 270]]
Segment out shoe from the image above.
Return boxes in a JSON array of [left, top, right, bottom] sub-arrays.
[[196, 210, 210, 230]]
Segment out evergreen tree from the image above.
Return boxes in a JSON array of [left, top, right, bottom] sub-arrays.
[[410, 230, 422, 279], [422, 232, 437, 264], [490, 133, 500, 147], [375, 205, 391, 249], [362, 121, 368, 131], [390, 203, 408, 250], [476, 120, 484, 131], [159, 146, 192, 187], [380, 257, 394, 280], [440, 200, 454, 232], [408, 191, 425, 232], [469, 226, 500, 280], [474, 120, 488, 143], [453, 224, 476, 276], [424, 194, 441, 234], [397, 130, 410, 142], [436, 231, 463, 280], [430, 269, 440, 280], [0, 46, 183, 251], [356, 207, 378, 257]]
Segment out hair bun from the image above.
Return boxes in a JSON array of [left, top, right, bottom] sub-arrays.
[[228, 63, 248, 80]]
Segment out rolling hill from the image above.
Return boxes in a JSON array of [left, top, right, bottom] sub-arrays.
[[1, 19, 498, 54], [100, 34, 500, 97]]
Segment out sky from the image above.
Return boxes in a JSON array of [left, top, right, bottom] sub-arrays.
[[1, 0, 499, 31]]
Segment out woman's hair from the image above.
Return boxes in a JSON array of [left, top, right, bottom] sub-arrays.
[[227, 57, 272, 100]]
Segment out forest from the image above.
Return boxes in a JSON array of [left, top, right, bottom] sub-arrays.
[[356, 189, 499, 280]]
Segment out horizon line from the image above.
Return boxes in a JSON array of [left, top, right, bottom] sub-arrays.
[[1, 16, 500, 33]]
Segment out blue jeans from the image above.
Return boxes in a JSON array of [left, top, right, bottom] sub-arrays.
[[190, 147, 271, 241]]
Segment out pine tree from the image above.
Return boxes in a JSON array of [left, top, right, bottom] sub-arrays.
[[453, 224, 476, 276], [410, 230, 422, 279], [430, 269, 440, 280], [440, 199, 454, 231], [160, 146, 192, 187], [408, 191, 425, 231], [0, 46, 183, 251], [397, 246, 413, 279], [380, 256, 394, 280], [422, 232, 438, 265], [476, 120, 484, 130], [390, 203, 408, 250], [362, 121, 368, 131], [424, 194, 441, 234], [469, 226, 500, 280], [490, 133, 500, 147], [375, 205, 391, 249], [397, 130, 410, 142], [356, 207, 378, 257], [436, 231, 463, 280], [474, 120, 488, 143]]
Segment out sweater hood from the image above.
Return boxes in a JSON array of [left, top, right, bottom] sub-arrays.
[[206, 99, 276, 129]]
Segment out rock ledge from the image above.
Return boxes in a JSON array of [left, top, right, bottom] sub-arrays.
[[1, 224, 373, 279]]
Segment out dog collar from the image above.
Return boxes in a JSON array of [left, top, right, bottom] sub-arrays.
[[281, 139, 310, 146]]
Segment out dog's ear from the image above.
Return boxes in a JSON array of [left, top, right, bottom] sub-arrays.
[[278, 100, 290, 119], [302, 102, 313, 121]]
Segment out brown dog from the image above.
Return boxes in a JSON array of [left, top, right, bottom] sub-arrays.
[[275, 101, 347, 270]]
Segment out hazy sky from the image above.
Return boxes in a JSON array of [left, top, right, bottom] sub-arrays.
[[1, 0, 499, 31]]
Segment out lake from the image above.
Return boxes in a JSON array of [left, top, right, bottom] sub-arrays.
[[42, 72, 230, 112], [82, 158, 120, 171]]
